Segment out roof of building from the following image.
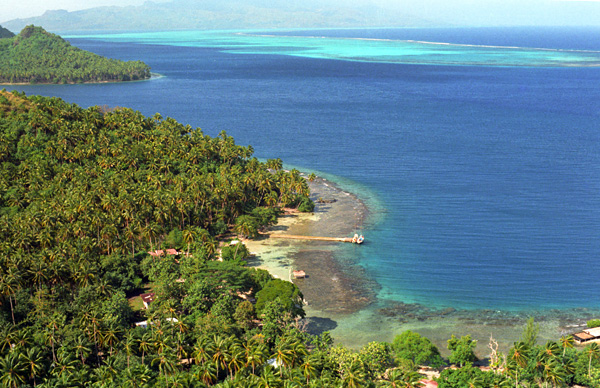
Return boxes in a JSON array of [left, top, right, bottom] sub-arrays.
[[585, 327, 600, 337], [573, 326, 600, 342], [141, 293, 155, 303], [574, 332, 595, 340]]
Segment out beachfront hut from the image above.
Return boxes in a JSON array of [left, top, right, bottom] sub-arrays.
[[572, 327, 600, 344]]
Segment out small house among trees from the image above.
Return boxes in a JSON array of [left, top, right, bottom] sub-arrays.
[[140, 292, 156, 309], [572, 327, 600, 344]]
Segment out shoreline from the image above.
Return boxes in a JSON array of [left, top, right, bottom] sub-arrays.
[[243, 173, 600, 354], [245, 175, 375, 313], [0, 73, 161, 87]]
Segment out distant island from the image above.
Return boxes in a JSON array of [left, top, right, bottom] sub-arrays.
[[3, 0, 600, 32], [0, 25, 150, 84], [1, 0, 429, 32]]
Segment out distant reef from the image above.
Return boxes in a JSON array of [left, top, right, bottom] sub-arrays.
[[0, 25, 150, 84], [1, 0, 430, 32]]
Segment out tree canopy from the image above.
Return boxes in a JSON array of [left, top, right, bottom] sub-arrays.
[[391, 330, 444, 368], [0, 25, 150, 84], [0, 25, 14, 39]]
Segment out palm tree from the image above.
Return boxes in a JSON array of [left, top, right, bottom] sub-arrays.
[[225, 342, 244, 379], [559, 335, 574, 358], [151, 352, 178, 382], [44, 314, 64, 363], [51, 350, 77, 378], [381, 368, 423, 388], [182, 227, 195, 256], [540, 341, 561, 362], [265, 158, 283, 172], [73, 335, 91, 365], [19, 347, 44, 387], [341, 361, 367, 388], [468, 374, 486, 388], [138, 332, 152, 365], [289, 340, 307, 369], [541, 359, 565, 388], [507, 341, 529, 388], [123, 332, 138, 368], [257, 366, 282, 388], [124, 364, 153, 388], [209, 335, 229, 378], [95, 356, 119, 383], [0, 268, 21, 325], [234, 215, 259, 239], [300, 355, 319, 384], [11, 327, 33, 349], [27, 260, 49, 292], [272, 338, 294, 377], [244, 340, 267, 375], [100, 323, 121, 355], [0, 326, 17, 353], [0, 352, 27, 388], [192, 337, 211, 366], [194, 361, 218, 386], [584, 342, 600, 379]]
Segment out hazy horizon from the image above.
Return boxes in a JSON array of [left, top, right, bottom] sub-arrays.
[[2, 0, 600, 28]]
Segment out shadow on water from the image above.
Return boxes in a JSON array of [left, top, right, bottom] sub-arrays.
[[267, 224, 290, 232], [304, 316, 338, 335]]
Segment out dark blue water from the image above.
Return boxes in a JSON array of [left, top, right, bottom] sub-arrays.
[[11, 28, 600, 312]]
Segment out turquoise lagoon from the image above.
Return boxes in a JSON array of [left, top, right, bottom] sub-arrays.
[[70, 28, 600, 67]]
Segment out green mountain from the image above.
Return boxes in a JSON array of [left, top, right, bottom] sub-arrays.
[[0, 25, 14, 38], [0, 25, 150, 84], [2, 0, 428, 32]]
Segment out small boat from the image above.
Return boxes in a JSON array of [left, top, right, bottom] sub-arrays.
[[351, 234, 364, 244], [293, 270, 306, 279]]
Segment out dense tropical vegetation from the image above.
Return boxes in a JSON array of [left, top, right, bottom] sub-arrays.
[[0, 91, 599, 387], [0, 26, 150, 84], [0, 26, 14, 39]]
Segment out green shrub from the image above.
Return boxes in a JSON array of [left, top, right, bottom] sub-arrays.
[[221, 242, 250, 261], [234, 215, 259, 238], [255, 279, 304, 318], [392, 330, 445, 368], [588, 319, 600, 328], [298, 197, 315, 212]]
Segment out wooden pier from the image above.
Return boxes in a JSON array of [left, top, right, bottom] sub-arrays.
[[270, 234, 356, 243]]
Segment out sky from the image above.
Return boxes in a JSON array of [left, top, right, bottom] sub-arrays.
[[2, 0, 600, 26]]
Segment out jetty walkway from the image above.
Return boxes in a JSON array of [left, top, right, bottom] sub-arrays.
[[269, 234, 357, 243]]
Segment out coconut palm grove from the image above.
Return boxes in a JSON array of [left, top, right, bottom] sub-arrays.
[[0, 91, 600, 388], [0, 26, 150, 84]]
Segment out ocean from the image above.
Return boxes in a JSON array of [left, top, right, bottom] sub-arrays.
[[11, 26, 600, 348]]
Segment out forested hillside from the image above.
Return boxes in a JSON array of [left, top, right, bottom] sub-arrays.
[[0, 26, 150, 84], [0, 25, 14, 39]]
